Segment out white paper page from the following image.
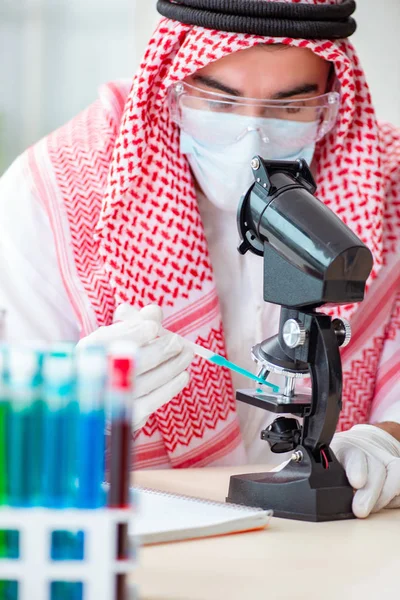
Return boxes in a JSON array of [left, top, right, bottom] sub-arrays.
[[130, 488, 272, 544]]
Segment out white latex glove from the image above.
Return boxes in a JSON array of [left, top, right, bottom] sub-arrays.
[[77, 304, 193, 430], [330, 424, 400, 518]]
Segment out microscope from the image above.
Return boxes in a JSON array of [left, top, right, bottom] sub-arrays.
[[226, 157, 373, 522]]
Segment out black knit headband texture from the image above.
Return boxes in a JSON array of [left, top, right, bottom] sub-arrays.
[[156, 0, 357, 39]]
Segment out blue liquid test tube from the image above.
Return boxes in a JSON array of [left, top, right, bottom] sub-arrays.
[[76, 346, 107, 509], [7, 347, 39, 508], [42, 350, 77, 509]]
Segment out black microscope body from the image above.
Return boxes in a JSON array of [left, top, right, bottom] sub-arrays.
[[226, 157, 373, 521]]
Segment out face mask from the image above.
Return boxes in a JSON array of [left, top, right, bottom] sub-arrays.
[[180, 113, 317, 212]]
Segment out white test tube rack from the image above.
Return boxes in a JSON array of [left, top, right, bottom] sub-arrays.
[[0, 507, 135, 600]]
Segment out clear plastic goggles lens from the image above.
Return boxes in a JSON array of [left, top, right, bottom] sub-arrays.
[[168, 82, 340, 148]]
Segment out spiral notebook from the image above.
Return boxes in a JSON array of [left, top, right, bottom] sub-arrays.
[[130, 488, 272, 545]]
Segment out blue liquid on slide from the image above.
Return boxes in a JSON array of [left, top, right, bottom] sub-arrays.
[[209, 355, 279, 393]]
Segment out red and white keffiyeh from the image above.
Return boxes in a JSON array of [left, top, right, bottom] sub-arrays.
[[28, 0, 400, 468]]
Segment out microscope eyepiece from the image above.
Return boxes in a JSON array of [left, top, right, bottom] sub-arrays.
[[237, 157, 374, 309]]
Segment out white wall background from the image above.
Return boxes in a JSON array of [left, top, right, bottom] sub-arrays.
[[0, 0, 399, 173], [352, 0, 400, 128]]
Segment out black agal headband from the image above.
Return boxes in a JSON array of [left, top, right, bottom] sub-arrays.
[[156, 0, 357, 40]]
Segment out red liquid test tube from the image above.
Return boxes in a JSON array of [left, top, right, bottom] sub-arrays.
[[107, 341, 136, 591]]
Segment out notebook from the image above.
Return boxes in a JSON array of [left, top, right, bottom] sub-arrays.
[[129, 487, 272, 545]]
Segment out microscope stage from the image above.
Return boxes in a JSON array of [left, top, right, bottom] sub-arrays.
[[236, 389, 311, 416]]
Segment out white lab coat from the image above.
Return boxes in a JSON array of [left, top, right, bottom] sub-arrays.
[[0, 156, 79, 343]]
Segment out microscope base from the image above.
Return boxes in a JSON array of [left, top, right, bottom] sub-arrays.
[[226, 449, 355, 522]]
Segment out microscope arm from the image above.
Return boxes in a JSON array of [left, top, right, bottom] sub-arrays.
[[300, 311, 343, 455]]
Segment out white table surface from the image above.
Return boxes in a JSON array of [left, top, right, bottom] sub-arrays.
[[132, 465, 400, 600]]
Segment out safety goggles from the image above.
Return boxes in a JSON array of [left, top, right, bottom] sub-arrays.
[[168, 81, 340, 147]]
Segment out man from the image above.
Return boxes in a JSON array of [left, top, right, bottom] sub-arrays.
[[0, 0, 399, 517]]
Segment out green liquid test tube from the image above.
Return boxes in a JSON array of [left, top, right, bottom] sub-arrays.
[[0, 399, 8, 506], [0, 346, 8, 507]]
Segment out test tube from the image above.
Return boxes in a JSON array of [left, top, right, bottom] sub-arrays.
[[107, 342, 137, 510], [8, 346, 39, 507], [0, 346, 8, 507], [76, 346, 107, 509], [42, 349, 76, 508], [0, 346, 8, 568], [23, 342, 48, 506], [107, 340, 136, 599]]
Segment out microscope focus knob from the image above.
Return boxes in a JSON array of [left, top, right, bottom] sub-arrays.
[[332, 318, 352, 348], [282, 319, 306, 349]]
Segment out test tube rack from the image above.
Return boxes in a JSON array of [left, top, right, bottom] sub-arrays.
[[0, 341, 138, 599], [0, 507, 135, 599]]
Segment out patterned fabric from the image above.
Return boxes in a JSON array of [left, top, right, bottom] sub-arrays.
[[27, 0, 400, 468]]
